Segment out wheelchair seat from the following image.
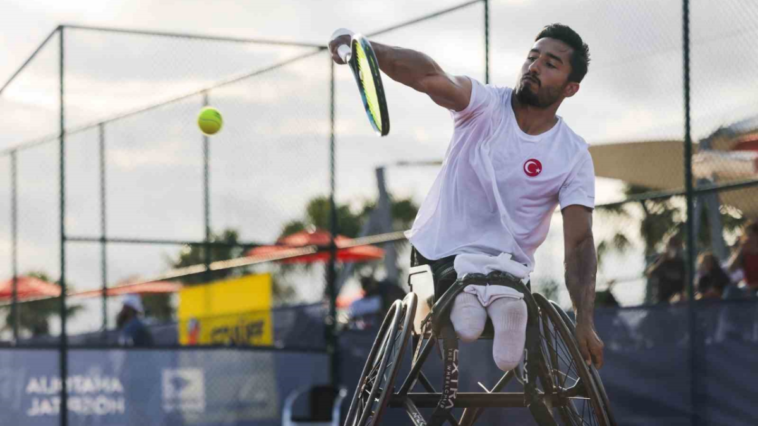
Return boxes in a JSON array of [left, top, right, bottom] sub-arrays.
[[408, 264, 529, 338]]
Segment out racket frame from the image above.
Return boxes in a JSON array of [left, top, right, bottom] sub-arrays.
[[347, 34, 390, 137]]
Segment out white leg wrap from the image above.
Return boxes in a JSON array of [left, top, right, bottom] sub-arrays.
[[487, 298, 528, 372], [450, 293, 487, 343]]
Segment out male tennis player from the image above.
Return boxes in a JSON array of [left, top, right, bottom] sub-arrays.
[[330, 24, 603, 370]]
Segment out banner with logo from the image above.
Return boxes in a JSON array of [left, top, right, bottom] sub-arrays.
[[178, 274, 273, 346], [0, 349, 328, 426]]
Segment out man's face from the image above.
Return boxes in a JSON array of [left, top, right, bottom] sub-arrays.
[[514, 38, 577, 108]]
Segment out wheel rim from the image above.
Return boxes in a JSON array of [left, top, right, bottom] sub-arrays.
[[345, 294, 416, 426], [533, 294, 609, 426], [550, 301, 617, 426], [345, 303, 400, 426]]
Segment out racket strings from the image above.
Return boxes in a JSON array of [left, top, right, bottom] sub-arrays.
[[355, 43, 383, 130]]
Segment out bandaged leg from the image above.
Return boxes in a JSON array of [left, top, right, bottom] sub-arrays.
[[450, 293, 487, 343], [487, 298, 528, 372]]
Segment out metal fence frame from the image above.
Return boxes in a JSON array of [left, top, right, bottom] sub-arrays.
[[0, 2, 491, 425], [0, 0, 757, 424]]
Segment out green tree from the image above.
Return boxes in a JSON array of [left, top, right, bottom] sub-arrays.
[[275, 194, 419, 295], [2, 271, 83, 338], [280, 196, 363, 240], [171, 229, 244, 285], [280, 195, 419, 240], [169, 228, 296, 307], [598, 184, 746, 261], [596, 184, 746, 300]]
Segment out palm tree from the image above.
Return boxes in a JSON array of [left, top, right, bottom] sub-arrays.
[[596, 184, 746, 301], [274, 194, 419, 300], [169, 228, 298, 307]]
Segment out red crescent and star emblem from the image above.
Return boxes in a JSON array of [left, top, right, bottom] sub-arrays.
[[523, 159, 542, 177]]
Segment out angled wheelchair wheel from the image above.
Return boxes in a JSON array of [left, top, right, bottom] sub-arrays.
[[533, 293, 611, 426], [344, 293, 417, 426], [550, 300, 617, 426]]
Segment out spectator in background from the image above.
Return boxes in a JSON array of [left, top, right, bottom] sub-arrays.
[[695, 252, 731, 299], [349, 276, 407, 323], [116, 294, 154, 347], [595, 279, 620, 308], [728, 220, 758, 295], [645, 235, 686, 303]]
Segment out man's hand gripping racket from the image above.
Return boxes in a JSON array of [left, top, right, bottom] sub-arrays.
[[329, 28, 390, 137]]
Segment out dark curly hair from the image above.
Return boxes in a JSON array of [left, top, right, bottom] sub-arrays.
[[535, 24, 590, 83]]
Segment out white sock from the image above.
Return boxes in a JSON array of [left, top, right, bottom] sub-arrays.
[[486, 298, 528, 372], [450, 293, 487, 343]]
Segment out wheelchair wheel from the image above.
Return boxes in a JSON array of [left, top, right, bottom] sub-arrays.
[[344, 293, 417, 426], [550, 300, 617, 426], [533, 293, 611, 426]]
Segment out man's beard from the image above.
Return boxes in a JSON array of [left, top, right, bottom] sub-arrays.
[[515, 80, 563, 108]]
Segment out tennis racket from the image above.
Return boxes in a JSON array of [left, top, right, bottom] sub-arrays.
[[336, 33, 390, 137]]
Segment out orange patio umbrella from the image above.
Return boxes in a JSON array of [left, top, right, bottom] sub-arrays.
[[0, 276, 61, 300]]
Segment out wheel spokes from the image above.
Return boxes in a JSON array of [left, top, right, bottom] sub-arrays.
[[536, 299, 606, 426]]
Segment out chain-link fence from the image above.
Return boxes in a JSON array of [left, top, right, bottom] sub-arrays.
[[0, 0, 757, 424]]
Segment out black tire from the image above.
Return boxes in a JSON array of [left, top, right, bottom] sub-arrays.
[[344, 293, 417, 426], [549, 300, 617, 426], [533, 293, 611, 426]]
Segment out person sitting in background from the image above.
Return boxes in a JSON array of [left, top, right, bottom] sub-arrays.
[[645, 235, 686, 303], [727, 220, 758, 295], [595, 279, 620, 307], [695, 252, 731, 299], [116, 294, 154, 347]]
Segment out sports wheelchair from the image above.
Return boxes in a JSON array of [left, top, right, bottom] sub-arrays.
[[344, 263, 616, 426]]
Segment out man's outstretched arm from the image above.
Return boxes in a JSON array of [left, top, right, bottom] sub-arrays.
[[562, 205, 604, 368], [329, 33, 471, 111]]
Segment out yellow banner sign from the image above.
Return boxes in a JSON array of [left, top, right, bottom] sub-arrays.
[[178, 274, 272, 346]]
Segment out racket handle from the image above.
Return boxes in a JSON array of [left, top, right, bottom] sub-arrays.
[[337, 44, 351, 63], [331, 28, 354, 62]]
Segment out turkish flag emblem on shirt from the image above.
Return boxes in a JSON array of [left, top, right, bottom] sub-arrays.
[[523, 159, 542, 177]]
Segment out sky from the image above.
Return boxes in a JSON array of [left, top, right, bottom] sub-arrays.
[[0, 0, 756, 335]]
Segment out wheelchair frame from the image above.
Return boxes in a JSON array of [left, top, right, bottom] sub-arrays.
[[343, 270, 617, 426]]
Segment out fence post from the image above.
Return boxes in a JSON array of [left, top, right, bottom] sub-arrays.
[[203, 92, 212, 281], [11, 150, 18, 342], [328, 59, 339, 387], [682, 1, 699, 425], [99, 123, 108, 333], [58, 25, 69, 426]]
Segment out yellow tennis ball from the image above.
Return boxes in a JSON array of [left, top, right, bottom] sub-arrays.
[[198, 107, 223, 135]]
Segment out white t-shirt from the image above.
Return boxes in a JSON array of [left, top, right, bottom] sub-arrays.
[[406, 78, 595, 274]]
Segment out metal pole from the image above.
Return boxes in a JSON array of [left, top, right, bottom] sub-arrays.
[[11, 151, 18, 342], [484, 0, 490, 84], [203, 92, 212, 281], [99, 124, 108, 332], [327, 59, 339, 387], [682, 1, 699, 425], [58, 26, 69, 426]]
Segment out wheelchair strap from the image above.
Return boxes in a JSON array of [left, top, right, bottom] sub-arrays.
[[429, 319, 458, 426]]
